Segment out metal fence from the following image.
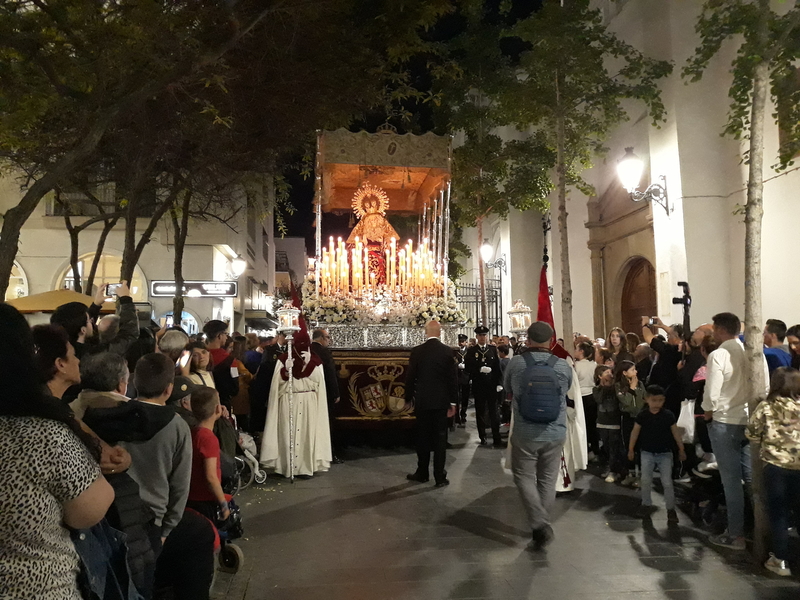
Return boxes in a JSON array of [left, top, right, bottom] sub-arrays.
[[455, 277, 503, 338]]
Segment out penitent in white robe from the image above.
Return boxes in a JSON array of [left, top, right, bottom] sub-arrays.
[[556, 364, 588, 492], [259, 362, 332, 477]]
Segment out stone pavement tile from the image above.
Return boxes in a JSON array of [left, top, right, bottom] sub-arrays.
[[210, 423, 800, 600]]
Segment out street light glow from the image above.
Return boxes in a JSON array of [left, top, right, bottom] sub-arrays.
[[231, 255, 247, 277], [480, 238, 494, 263], [617, 147, 644, 193]]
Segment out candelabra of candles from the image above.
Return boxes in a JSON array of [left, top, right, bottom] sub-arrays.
[[316, 235, 443, 300]]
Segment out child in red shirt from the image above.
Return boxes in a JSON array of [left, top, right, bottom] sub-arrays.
[[187, 386, 230, 522]]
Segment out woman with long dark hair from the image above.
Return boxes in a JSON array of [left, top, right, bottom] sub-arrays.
[[0, 304, 114, 600], [606, 327, 633, 364]]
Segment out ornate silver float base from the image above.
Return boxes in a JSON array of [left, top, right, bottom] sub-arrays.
[[321, 324, 460, 348]]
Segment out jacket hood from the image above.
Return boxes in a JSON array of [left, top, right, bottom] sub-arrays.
[[83, 400, 178, 445]]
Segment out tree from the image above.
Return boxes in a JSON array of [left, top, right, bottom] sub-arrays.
[[435, 6, 554, 326], [502, 0, 672, 339], [683, 0, 800, 561], [0, 0, 279, 298]]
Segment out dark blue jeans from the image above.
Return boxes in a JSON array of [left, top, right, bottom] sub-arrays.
[[764, 463, 800, 560]]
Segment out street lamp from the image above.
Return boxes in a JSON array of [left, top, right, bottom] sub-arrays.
[[480, 239, 494, 263], [231, 255, 247, 277], [617, 147, 670, 214]]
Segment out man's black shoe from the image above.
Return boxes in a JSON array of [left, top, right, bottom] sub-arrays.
[[331, 456, 344, 465], [406, 472, 429, 483], [492, 441, 507, 449], [479, 439, 488, 446], [434, 478, 450, 488], [530, 525, 554, 552]]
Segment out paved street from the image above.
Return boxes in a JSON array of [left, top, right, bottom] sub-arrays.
[[212, 420, 799, 600]]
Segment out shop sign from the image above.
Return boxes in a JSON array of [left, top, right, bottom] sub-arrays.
[[150, 280, 238, 298]]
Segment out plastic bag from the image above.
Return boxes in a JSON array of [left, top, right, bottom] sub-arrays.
[[676, 399, 695, 444]]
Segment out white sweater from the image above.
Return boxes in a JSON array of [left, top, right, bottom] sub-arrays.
[[574, 359, 598, 397], [701, 338, 769, 425]]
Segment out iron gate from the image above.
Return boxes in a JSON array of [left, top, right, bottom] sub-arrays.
[[455, 277, 503, 338]]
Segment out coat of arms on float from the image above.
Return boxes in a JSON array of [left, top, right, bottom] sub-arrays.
[[347, 364, 411, 418]]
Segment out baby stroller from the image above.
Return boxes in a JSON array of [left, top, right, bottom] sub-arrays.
[[235, 430, 268, 490], [215, 498, 245, 574]]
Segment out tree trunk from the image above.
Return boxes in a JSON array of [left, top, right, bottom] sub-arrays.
[[171, 191, 192, 324], [120, 185, 179, 283], [86, 216, 119, 294], [477, 217, 488, 328], [745, 53, 770, 565], [555, 74, 573, 340], [67, 226, 82, 294]]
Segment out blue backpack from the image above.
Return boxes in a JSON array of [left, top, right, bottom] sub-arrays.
[[519, 353, 563, 423]]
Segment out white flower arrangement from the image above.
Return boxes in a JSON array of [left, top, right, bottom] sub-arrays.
[[300, 274, 467, 327]]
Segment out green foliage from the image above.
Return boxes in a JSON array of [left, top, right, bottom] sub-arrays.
[[435, 7, 555, 229], [682, 0, 800, 169], [502, 0, 673, 193]]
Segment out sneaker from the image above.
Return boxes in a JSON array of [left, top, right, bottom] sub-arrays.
[[764, 553, 792, 577], [709, 532, 745, 550], [621, 474, 637, 487], [667, 509, 679, 523], [604, 473, 616, 483], [697, 460, 718, 472], [637, 504, 656, 518], [692, 468, 712, 479], [674, 473, 691, 484]]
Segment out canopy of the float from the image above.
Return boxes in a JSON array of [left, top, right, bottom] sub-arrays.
[[315, 128, 451, 216]]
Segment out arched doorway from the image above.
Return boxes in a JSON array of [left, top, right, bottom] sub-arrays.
[[56, 253, 147, 302], [620, 257, 657, 335]]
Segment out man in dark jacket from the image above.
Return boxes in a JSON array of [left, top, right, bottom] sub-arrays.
[[405, 321, 459, 487], [465, 325, 503, 447], [455, 334, 471, 427], [312, 328, 344, 464]]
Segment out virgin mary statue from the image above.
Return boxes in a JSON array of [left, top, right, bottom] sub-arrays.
[[346, 184, 399, 247], [260, 330, 331, 477]]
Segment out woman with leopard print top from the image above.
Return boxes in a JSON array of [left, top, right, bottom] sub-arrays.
[[0, 305, 114, 600]]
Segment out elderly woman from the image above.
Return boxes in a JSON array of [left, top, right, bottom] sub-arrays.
[[0, 305, 114, 600]]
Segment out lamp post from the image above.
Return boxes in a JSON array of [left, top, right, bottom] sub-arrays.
[[617, 147, 670, 214], [276, 304, 301, 482]]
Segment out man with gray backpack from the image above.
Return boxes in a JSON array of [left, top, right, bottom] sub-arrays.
[[503, 321, 573, 551]]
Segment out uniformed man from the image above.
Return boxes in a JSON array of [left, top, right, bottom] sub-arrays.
[[455, 334, 471, 428], [465, 325, 503, 447]]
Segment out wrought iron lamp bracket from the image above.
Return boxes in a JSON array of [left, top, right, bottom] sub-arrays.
[[630, 175, 669, 215], [486, 255, 507, 275]]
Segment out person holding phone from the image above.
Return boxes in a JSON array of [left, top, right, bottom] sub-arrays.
[[93, 281, 140, 360]]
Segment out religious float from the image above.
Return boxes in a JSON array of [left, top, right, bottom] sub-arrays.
[[303, 127, 466, 429]]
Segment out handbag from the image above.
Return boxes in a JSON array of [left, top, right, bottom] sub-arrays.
[[676, 399, 695, 444]]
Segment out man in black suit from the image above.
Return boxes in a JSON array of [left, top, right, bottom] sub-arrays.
[[312, 328, 344, 464], [405, 321, 458, 488], [465, 325, 503, 447]]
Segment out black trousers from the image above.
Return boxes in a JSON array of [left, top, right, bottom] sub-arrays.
[[154, 510, 216, 600], [415, 408, 449, 480], [582, 394, 599, 455], [328, 400, 341, 456], [456, 383, 470, 423], [474, 385, 500, 444]]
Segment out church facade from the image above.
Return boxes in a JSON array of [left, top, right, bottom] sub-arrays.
[[461, 0, 799, 339]]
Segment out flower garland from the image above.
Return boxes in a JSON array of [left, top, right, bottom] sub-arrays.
[[300, 273, 468, 327]]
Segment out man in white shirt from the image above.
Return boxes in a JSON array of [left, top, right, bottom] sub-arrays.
[[702, 312, 769, 550]]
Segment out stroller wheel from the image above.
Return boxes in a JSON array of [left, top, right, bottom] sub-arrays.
[[254, 470, 268, 485], [218, 543, 244, 574]]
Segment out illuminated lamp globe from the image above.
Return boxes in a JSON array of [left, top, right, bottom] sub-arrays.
[[231, 255, 247, 277], [617, 147, 645, 193], [480, 239, 494, 263]]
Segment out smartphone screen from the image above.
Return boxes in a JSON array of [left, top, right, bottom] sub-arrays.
[[177, 352, 191, 368], [105, 283, 122, 296]]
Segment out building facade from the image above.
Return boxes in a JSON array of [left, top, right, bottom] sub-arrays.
[[1, 175, 278, 334], [461, 0, 799, 340]]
